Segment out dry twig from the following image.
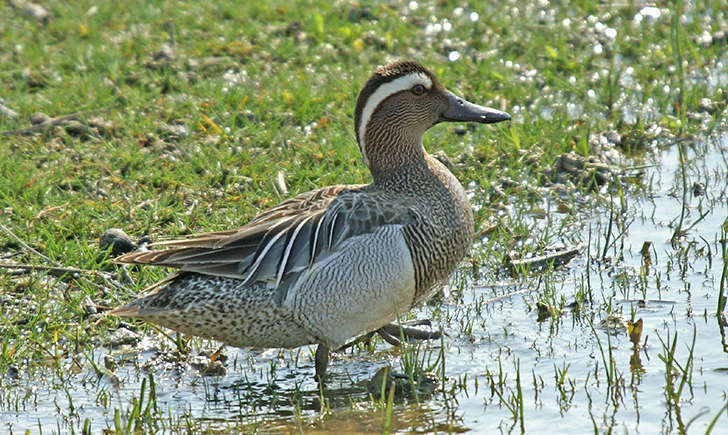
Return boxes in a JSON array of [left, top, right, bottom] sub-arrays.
[[0, 221, 59, 266]]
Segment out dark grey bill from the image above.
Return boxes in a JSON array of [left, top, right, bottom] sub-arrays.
[[441, 90, 511, 124]]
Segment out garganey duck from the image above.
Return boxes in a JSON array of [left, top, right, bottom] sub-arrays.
[[112, 60, 510, 379]]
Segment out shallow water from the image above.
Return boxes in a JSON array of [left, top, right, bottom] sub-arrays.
[[2, 0, 728, 431], [3, 132, 727, 433]]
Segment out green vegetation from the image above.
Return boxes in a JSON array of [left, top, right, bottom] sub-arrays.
[[1, 0, 727, 432]]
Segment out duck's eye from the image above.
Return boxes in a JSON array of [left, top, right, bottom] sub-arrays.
[[411, 84, 426, 96]]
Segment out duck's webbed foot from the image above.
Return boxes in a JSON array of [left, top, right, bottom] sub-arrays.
[[336, 319, 442, 352], [326, 320, 441, 377], [376, 319, 441, 346]]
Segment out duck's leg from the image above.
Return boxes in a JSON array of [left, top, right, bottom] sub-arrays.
[[314, 343, 329, 381]]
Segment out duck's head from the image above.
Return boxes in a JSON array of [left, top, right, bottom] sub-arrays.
[[354, 60, 510, 178]]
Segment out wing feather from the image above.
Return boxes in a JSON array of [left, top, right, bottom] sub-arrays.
[[275, 214, 314, 286], [115, 183, 419, 289]]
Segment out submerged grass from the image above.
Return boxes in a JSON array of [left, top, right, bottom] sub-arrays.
[[1, 0, 728, 432], [719, 222, 728, 315], [657, 327, 697, 433]]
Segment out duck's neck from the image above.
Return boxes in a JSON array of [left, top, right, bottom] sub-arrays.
[[364, 126, 427, 184]]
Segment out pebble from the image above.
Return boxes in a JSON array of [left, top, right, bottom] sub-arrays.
[[692, 182, 705, 196], [157, 122, 189, 139], [30, 112, 51, 125], [605, 130, 621, 145], [698, 98, 715, 114], [153, 43, 175, 61], [99, 228, 137, 257], [105, 327, 141, 347], [82, 296, 98, 316], [10, 0, 50, 25]]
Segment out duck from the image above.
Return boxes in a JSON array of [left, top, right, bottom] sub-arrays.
[[111, 60, 510, 379]]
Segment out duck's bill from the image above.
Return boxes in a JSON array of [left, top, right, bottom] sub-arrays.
[[441, 90, 511, 124]]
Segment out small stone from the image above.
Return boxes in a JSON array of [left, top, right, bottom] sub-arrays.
[[157, 122, 189, 139], [88, 117, 115, 135], [712, 30, 726, 44], [104, 354, 117, 370], [599, 313, 628, 334], [153, 43, 175, 61], [698, 98, 716, 114], [556, 201, 572, 214], [453, 125, 467, 135], [12, 0, 51, 25], [82, 296, 98, 316], [105, 327, 141, 347], [558, 152, 584, 173], [30, 112, 51, 125], [692, 182, 705, 196], [604, 130, 621, 145], [6, 365, 19, 380], [190, 354, 227, 376], [99, 228, 137, 257]]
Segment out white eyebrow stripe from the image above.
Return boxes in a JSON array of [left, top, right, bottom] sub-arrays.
[[357, 72, 432, 167]]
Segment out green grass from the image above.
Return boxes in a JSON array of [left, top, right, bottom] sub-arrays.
[[1, 0, 727, 432]]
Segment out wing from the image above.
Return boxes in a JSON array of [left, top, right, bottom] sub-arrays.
[[115, 183, 418, 287]]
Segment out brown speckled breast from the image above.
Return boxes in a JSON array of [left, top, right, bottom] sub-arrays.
[[374, 153, 474, 306]]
